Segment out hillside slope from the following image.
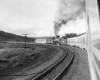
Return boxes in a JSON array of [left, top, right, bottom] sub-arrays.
[[0, 30, 35, 42]]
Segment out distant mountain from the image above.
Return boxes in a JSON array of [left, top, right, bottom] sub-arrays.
[[0, 30, 35, 42]]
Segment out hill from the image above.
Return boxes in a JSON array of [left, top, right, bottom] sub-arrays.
[[0, 30, 35, 42]]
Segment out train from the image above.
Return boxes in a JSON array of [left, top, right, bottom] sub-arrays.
[[35, 37, 68, 46], [53, 37, 67, 46], [34, 34, 86, 48], [65, 34, 100, 80], [67, 34, 87, 49], [53, 35, 87, 47], [53, 34, 100, 80]]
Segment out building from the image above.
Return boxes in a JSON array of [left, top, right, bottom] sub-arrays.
[[35, 37, 54, 44], [35, 39, 46, 44]]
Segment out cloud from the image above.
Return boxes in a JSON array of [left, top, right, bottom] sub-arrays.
[[0, 0, 58, 37]]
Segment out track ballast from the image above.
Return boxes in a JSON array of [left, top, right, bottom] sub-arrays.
[[29, 46, 74, 80]]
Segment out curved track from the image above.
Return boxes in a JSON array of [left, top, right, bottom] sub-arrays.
[[29, 46, 74, 80]]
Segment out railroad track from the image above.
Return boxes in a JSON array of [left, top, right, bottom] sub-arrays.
[[28, 47, 74, 80]]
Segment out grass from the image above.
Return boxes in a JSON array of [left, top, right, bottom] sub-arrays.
[[0, 42, 56, 72], [0, 42, 50, 69]]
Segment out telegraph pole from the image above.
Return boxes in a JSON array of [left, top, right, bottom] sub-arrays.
[[22, 34, 29, 49]]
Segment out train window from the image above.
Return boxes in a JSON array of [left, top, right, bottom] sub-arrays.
[[85, 0, 100, 80]]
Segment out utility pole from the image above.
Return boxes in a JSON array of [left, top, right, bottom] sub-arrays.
[[22, 34, 29, 49]]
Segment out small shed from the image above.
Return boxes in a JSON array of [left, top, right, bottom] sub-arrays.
[[35, 36, 54, 44]]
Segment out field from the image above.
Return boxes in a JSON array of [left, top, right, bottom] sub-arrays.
[[0, 42, 56, 71]]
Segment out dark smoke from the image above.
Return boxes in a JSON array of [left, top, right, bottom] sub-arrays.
[[54, 0, 85, 36]]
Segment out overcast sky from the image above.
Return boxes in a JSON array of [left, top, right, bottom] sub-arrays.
[[0, 0, 58, 37], [0, 0, 100, 37]]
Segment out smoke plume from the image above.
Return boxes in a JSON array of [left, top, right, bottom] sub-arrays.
[[54, 0, 85, 36]]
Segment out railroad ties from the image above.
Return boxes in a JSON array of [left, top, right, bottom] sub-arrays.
[[30, 47, 74, 80]]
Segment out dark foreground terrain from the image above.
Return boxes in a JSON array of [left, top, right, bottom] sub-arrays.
[[0, 42, 58, 80]]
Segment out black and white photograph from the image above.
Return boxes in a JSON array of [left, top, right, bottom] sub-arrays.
[[0, 0, 100, 80]]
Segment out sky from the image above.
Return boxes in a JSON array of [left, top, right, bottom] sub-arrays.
[[0, 0, 100, 37], [58, 15, 86, 35], [0, 0, 58, 37]]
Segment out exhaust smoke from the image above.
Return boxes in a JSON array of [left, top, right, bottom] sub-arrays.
[[54, 0, 85, 36]]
